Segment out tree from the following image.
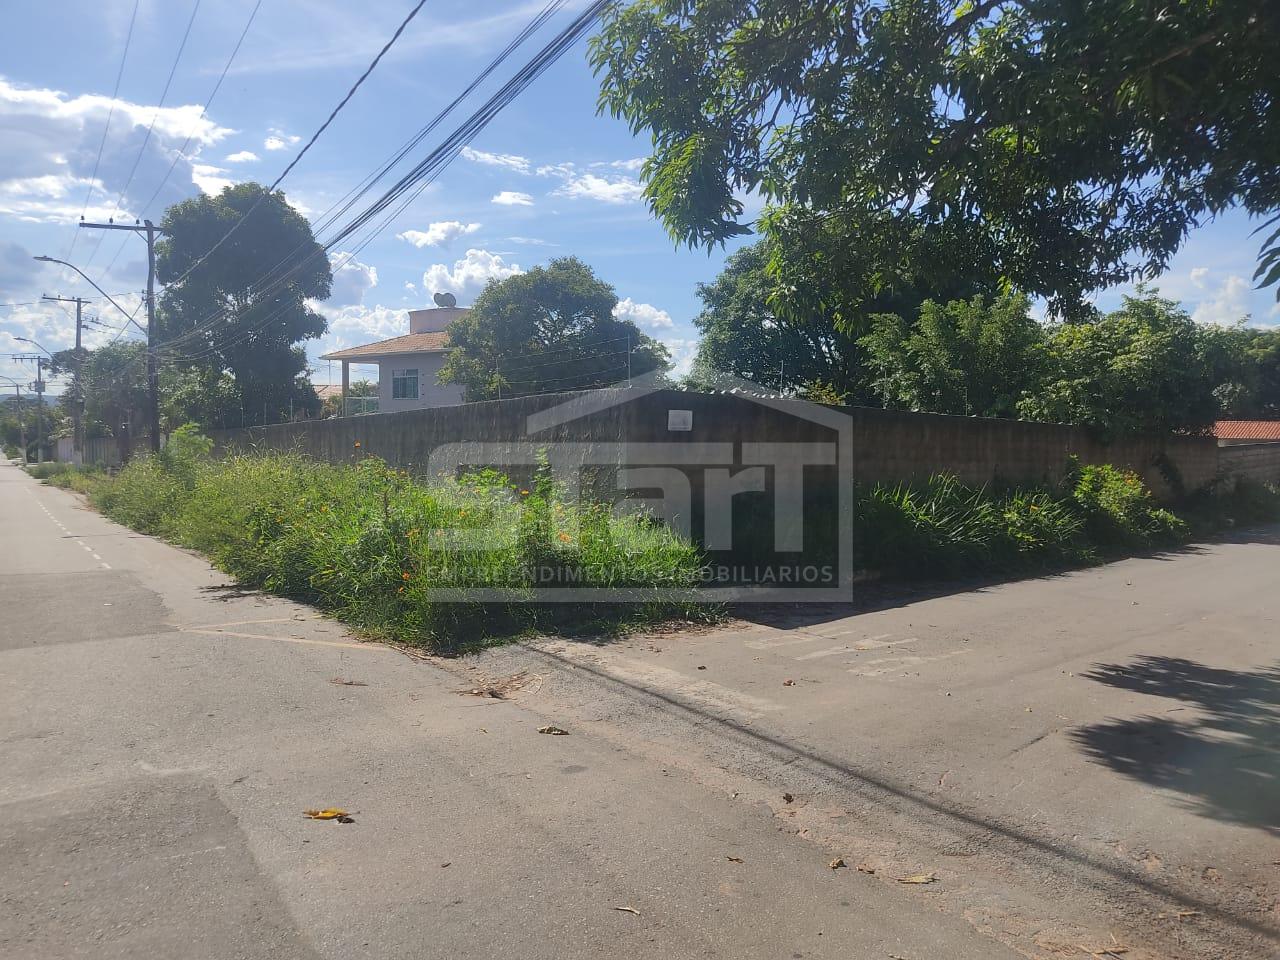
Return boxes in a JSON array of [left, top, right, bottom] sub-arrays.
[[861, 293, 1046, 418], [155, 183, 330, 426], [686, 243, 862, 394], [1018, 289, 1223, 437], [439, 257, 670, 401], [592, 2, 1280, 317]]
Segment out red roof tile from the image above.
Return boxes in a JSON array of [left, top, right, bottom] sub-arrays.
[[321, 331, 450, 360], [1213, 420, 1280, 441]]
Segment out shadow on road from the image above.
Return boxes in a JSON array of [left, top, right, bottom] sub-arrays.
[[1072, 656, 1279, 834]]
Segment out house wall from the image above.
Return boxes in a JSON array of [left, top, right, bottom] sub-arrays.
[[376, 352, 465, 413]]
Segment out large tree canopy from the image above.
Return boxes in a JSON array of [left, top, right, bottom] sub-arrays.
[[439, 257, 670, 401], [156, 183, 330, 426], [592, 1, 1280, 319], [861, 292, 1046, 418]]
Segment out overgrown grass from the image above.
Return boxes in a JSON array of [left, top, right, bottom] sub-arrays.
[[82, 443, 703, 649], [852, 464, 1274, 580]]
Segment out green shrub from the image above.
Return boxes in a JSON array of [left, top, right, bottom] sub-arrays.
[[1069, 463, 1187, 551], [855, 475, 1091, 578]]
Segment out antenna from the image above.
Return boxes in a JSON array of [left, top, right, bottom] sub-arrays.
[[433, 291, 457, 308]]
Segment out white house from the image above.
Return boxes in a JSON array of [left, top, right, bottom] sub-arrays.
[[322, 305, 467, 414]]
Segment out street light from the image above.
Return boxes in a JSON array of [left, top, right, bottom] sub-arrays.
[[13, 336, 53, 358], [32, 256, 146, 334]]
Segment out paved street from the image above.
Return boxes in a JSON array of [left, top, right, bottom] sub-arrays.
[[2, 457, 1277, 959]]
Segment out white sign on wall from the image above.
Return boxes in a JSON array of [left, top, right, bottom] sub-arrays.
[[667, 409, 693, 432]]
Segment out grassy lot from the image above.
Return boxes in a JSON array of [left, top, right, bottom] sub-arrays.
[[34, 429, 1280, 647]]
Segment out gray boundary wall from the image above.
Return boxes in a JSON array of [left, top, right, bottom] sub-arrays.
[[1218, 441, 1280, 486], [207, 388, 1220, 500]]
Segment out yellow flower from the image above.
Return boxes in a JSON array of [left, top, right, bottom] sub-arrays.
[[520, 489, 530, 496]]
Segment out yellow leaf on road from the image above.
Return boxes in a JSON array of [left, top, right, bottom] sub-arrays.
[[303, 808, 348, 820]]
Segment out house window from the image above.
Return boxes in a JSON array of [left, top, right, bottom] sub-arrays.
[[391, 368, 419, 400]]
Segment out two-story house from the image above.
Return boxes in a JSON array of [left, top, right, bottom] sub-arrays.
[[322, 304, 467, 415]]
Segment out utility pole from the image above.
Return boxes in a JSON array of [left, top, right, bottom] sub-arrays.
[[80, 219, 161, 453], [42, 294, 87, 460], [9, 355, 45, 463]]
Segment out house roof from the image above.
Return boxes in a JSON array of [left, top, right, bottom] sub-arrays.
[[1213, 420, 1280, 441], [321, 331, 450, 361]]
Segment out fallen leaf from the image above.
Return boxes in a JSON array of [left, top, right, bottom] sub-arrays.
[[783, 679, 796, 687], [440, 862, 451, 868], [726, 856, 744, 863], [330, 678, 367, 686], [697, 665, 707, 670], [829, 857, 846, 870], [335, 815, 355, 824], [782, 792, 794, 803], [612, 906, 641, 916], [303, 808, 348, 820], [857, 863, 876, 875], [538, 725, 569, 735], [896, 873, 937, 884]]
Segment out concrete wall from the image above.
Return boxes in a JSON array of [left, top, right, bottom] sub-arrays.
[[1218, 441, 1280, 486], [209, 388, 1220, 501], [376, 352, 465, 414]]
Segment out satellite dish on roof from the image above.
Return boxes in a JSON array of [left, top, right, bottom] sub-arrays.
[[433, 291, 457, 308]]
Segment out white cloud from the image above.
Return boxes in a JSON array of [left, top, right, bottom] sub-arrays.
[[1190, 267, 1210, 289], [423, 248, 522, 300], [508, 236, 553, 246], [535, 162, 576, 179], [404, 281, 417, 292], [659, 337, 699, 379], [614, 297, 673, 330], [491, 190, 534, 206], [397, 220, 481, 248], [0, 78, 233, 222], [263, 130, 300, 151], [593, 157, 645, 173], [225, 150, 259, 163], [1192, 274, 1252, 325], [191, 163, 234, 195], [311, 304, 409, 359], [461, 146, 530, 175], [327, 251, 378, 306], [554, 173, 645, 205]]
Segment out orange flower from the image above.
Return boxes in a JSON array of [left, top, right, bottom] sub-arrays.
[[401, 571, 411, 581], [354, 441, 362, 449], [397, 586, 405, 594], [557, 531, 572, 543]]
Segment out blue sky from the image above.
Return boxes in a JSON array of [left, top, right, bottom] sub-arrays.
[[1, 0, 1277, 395]]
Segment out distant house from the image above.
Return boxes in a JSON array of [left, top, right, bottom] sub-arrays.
[[321, 305, 467, 415], [1213, 421, 1280, 445]]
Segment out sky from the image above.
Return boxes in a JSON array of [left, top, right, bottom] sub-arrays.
[[1, 0, 1277, 397]]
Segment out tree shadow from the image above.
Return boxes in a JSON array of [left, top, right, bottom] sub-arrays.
[[1070, 656, 1279, 834]]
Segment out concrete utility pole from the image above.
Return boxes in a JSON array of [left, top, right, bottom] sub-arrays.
[[42, 294, 88, 460], [79, 220, 161, 453]]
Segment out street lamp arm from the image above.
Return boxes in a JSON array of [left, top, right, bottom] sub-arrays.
[[33, 256, 148, 335]]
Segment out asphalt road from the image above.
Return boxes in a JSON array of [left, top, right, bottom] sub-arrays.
[[2, 457, 1276, 959]]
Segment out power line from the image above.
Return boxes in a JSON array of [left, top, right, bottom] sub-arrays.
[[146, 0, 566, 364], [97, 0, 266, 282], [161, 0, 435, 296], [156, 0, 606, 367], [107, 0, 203, 221], [69, 0, 140, 261]]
